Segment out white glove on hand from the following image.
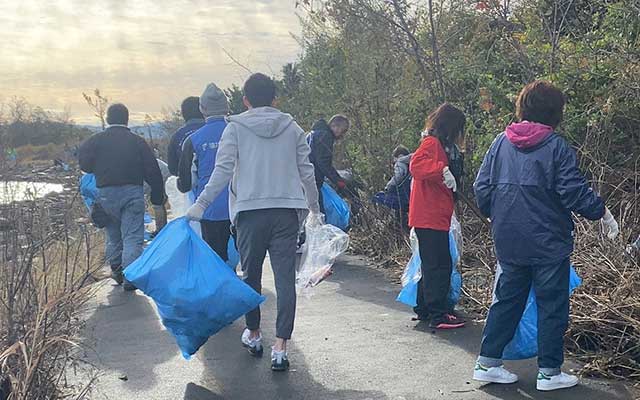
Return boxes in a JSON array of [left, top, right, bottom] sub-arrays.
[[307, 212, 324, 228], [601, 208, 619, 240], [185, 203, 206, 221], [443, 167, 457, 192]]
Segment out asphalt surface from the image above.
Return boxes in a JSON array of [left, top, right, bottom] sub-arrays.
[[76, 255, 636, 400]]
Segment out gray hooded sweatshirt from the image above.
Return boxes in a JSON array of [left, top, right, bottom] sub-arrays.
[[194, 106, 320, 223]]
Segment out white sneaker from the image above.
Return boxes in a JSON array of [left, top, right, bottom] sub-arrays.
[[241, 328, 263, 357], [537, 372, 579, 391], [473, 363, 519, 384]]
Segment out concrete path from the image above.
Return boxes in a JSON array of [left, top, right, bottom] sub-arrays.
[[76, 255, 635, 400]]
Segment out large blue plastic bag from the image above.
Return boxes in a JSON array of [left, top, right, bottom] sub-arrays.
[[124, 218, 265, 359], [321, 183, 350, 231], [501, 265, 581, 360], [79, 173, 98, 211], [397, 215, 463, 308]]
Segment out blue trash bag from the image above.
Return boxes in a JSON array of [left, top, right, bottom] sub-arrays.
[[502, 265, 581, 360], [321, 183, 350, 231], [79, 174, 98, 211], [81, 173, 155, 237], [124, 218, 265, 359], [397, 228, 462, 308], [226, 236, 240, 269]]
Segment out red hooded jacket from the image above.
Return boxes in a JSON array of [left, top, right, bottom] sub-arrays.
[[408, 136, 454, 231]]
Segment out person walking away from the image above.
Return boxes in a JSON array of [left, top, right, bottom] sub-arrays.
[[79, 103, 165, 291], [385, 145, 412, 230], [149, 158, 170, 234], [308, 115, 349, 212], [167, 97, 205, 176], [472, 81, 619, 391], [409, 104, 466, 330], [185, 73, 322, 372], [177, 83, 232, 261]]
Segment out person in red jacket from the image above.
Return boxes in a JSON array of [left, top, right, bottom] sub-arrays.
[[409, 103, 466, 329]]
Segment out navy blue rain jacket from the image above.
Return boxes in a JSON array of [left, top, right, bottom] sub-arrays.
[[474, 131, 605, 266]]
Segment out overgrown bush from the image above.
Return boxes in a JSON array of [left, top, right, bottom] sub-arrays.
[[278, 0, 640, 380]]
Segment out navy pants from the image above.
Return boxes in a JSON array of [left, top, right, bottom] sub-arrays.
[[479, 258, 570, 375]]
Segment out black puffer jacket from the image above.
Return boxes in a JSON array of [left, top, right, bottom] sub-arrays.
[[308, 119, 341, 186]]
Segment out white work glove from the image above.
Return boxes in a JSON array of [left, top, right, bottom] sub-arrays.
[[185, 203, 206, 221], [443, 167, 457, 192], [307, 212, 324, 228], [601, 208, 619, 240]]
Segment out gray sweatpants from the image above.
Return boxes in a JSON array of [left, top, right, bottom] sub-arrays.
[[236, 208, 299, 339]]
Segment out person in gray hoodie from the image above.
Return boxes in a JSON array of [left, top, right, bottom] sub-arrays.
[[186, 73, 321, 372]]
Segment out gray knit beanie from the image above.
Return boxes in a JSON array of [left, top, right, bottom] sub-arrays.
[[199, 83, 230, 117]]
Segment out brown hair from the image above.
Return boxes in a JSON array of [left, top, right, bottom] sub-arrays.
[[515, 80, 565, 128], [424, 103, 466, 146], [329, 114, 350, 130]]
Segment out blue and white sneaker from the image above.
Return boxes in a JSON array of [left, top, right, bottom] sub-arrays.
[[271, 348, 290, 372], [241, 329, 263, 357]]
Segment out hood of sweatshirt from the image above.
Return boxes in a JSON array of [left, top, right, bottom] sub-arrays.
[[228, 107, 295, 139], [505, 121, 554, 149], [396, 153, 412, 166]]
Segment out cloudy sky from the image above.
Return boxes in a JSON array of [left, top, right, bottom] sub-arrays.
[[0, 0, 303, 124]]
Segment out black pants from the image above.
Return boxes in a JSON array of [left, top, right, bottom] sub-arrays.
[[201, 219, 231, 262], [316, 181, 325, 214], [237, 208, 299, 339], [414, 228, 452, 318]]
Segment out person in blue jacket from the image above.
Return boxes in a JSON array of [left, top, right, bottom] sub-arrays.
[[177, 83, 231, 261], [167, 96, 205, 176], [472, 81, 619, 391]]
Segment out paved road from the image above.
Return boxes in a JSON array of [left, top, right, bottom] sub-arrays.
[[77, 255, 635, 400]]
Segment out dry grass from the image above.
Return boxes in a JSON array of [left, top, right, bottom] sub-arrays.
[[0, 179, 104, 399]]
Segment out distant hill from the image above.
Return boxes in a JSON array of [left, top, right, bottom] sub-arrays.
[[80, 123, 169, 139]]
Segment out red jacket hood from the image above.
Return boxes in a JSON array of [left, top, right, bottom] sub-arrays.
[[505, 122, 554, 149]]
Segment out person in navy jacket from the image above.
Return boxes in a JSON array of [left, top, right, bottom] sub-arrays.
[[177, 84, 231, 261], [167, 96, 205, 176], [472, 81, 619, 391]]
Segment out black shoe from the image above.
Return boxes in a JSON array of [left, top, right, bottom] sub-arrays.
[[123, 279, 137, 291], [111, 270, 124, 285], [271, 350, 290, 372], [412, 312, 430, 322], [429, 314, 465, 329], [241, 329, 263, 357]]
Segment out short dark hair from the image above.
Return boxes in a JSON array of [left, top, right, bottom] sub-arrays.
[[106, 103, 129, 126], [424, 103, 466, 146], [181, 96, 203, 121], [516, 81, 565, 128], [392, 145, 410, 158], [243, 73, 276, 108]]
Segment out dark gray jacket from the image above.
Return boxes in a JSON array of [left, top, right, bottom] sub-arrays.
[[385, 153, 412, 191]]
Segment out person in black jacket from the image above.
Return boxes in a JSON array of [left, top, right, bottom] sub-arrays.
[[79, 103, 165, 290], [308, 115, 350, 213]]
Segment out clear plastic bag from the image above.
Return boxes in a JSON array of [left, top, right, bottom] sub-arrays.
[[165, 176, 202, 236], [166, 176, 190, 218], [296, 219, 349, 297]]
